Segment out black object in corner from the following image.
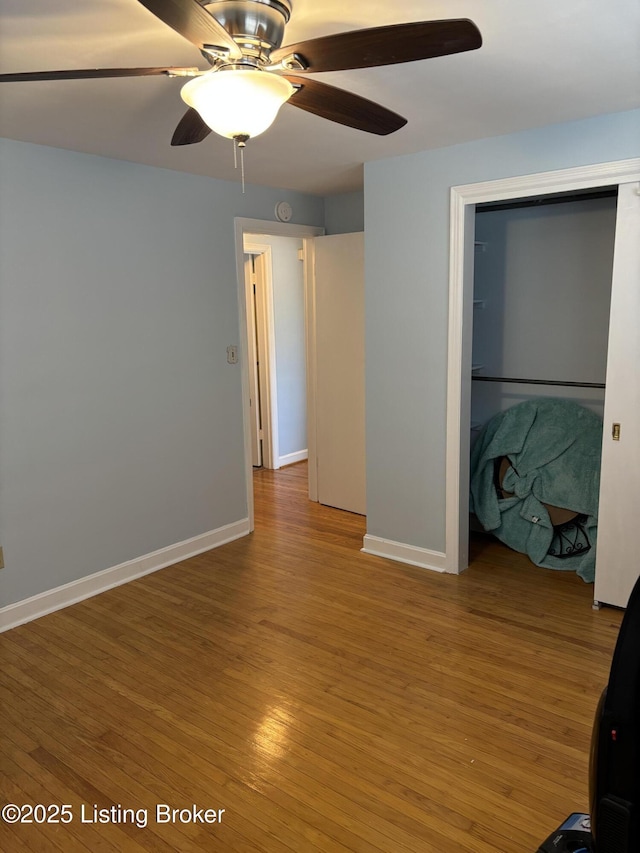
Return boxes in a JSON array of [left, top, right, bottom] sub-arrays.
[[538, 569, 640, 852], [536, 813, 594, 852], [589, 570, 640, 852]]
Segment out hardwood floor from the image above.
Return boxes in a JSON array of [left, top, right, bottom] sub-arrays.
[[0, 462, 624, 852]]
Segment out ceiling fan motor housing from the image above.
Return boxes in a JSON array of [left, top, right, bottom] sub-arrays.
[[204, 0, 291, 59]]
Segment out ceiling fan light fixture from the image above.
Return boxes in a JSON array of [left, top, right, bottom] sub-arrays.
[[180, 68, 294, 140]]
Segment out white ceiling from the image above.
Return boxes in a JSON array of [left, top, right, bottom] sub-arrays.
[[1, 0, 639, 196]]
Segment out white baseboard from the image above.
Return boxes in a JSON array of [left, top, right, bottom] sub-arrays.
[[278, 450, 308, 467], [0, 518, 250, 634], [361, 534, 447, 573]]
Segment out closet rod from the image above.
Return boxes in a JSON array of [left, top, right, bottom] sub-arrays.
[[472, 376, 605, 389]]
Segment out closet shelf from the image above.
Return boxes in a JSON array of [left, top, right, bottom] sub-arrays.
[[471, 375, 605, 389]]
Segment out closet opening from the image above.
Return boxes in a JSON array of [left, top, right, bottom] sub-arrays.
[[467, 185, 619, 586]]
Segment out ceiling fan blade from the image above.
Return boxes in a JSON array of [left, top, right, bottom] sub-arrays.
[[136, 0, 242, 59], [171, 107, 212, 145], [284, 76, 406, 136], [272, 19, 481, 73], [0, 67, 199, 82]]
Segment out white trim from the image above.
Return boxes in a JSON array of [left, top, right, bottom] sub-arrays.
[[445, 193, 473, 574], [234, 218, 324, 530], [0, 519, 250, 633], [279, 449, 308, 467], [446, 158, 640, 575], [361, 535, 447, 573], [452, 159, 640, 204]]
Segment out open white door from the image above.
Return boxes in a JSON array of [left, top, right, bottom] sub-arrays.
[[244, 255, 262, 467], [314, 232, 366, 515], [244, 244, 279, 470], [594, 181, 640, 608]]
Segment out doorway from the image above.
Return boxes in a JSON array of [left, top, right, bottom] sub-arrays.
[[244, 236, 308, 472], [235, 219, 368, 534], [445, 159, 640, 593], [235, 218, 324, 531]]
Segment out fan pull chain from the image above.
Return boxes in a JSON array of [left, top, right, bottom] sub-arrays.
[[233, 135, 249, 195]]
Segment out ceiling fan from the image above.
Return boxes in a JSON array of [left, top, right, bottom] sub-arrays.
[[0, 0, 482, 147]]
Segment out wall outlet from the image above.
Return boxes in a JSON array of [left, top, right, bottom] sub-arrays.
[[227, 345, 238, 364]]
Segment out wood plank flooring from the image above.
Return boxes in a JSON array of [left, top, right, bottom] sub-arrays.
[[0, 462, 624, 852]]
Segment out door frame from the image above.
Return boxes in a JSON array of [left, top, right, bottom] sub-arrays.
[[243, 253, 263, 468], [244, 243, 278, 470], [234, 218, 324, 531], [446, 157, 640, 575]]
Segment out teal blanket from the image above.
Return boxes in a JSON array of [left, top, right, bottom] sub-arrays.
[[470, 399, 602, 582]]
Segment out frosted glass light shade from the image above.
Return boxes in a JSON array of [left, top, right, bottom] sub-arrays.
[[180, 69, 295, 140]]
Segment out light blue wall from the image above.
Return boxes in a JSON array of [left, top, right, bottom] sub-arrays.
[[0, 138, 324, 607], [364, 109, 640, 555], [324, 191, 365, 235], [472, 196, 616, 425]]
